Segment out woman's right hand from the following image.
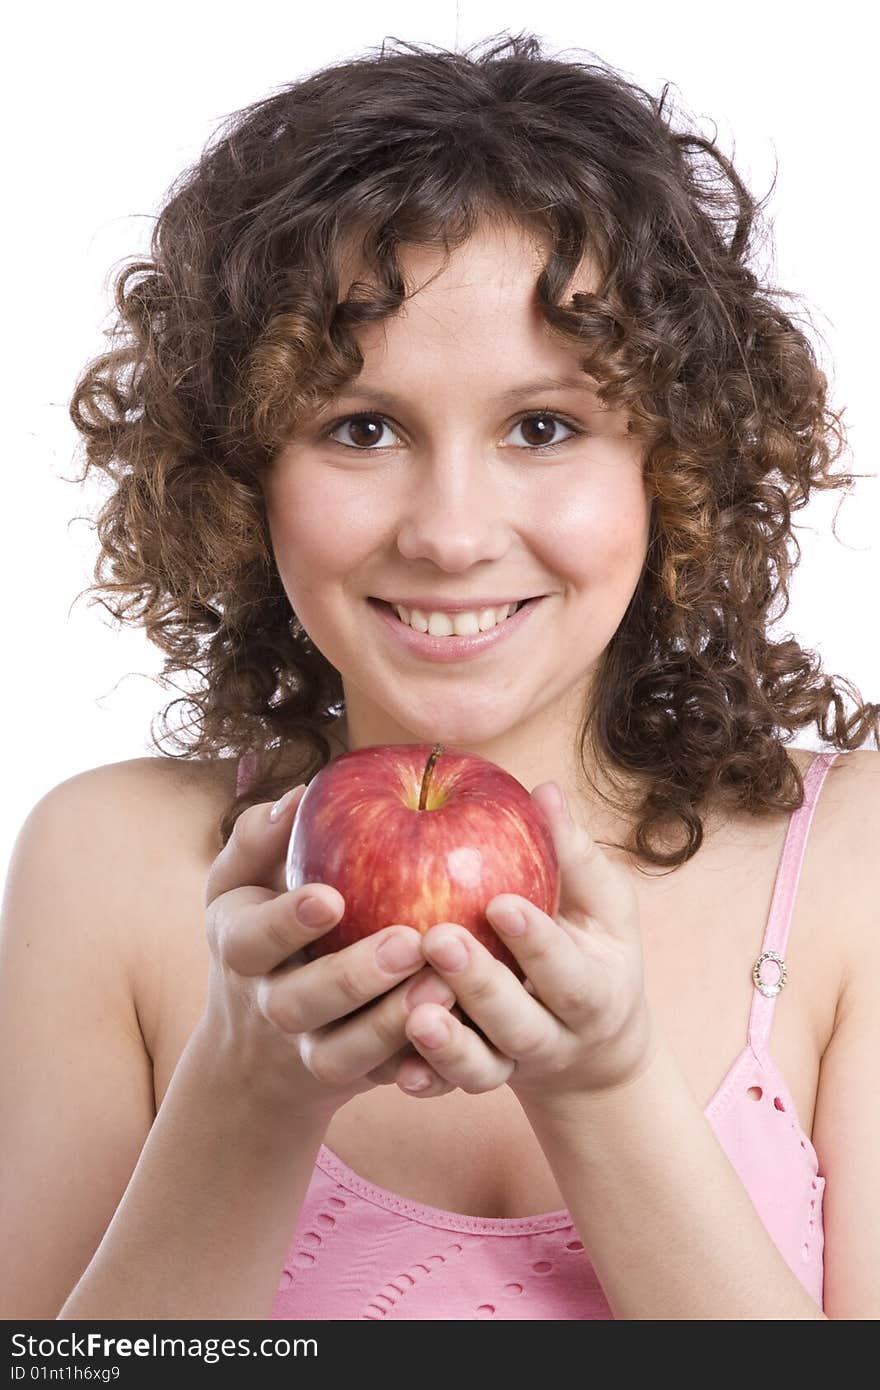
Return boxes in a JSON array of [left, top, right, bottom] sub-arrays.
[[203, 783, 456, 1122]]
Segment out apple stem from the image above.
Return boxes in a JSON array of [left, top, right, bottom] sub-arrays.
[[419, 744, 445, 811]]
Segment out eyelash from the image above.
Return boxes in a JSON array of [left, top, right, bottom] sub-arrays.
[[320, 407, 586, 457]]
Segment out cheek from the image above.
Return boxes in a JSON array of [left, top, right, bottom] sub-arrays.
[[537, 472, 650, 589], [264, 467, 377, 583]]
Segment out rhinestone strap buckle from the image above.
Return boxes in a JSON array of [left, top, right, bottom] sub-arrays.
[[753, 949, 788, 999]]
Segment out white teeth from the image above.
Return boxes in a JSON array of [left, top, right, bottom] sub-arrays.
[[426, 611, 458, 637], [392, 602, 522, 635]]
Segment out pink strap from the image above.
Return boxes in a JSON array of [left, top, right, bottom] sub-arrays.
[[235, 750, 259, 797], [748, 751, 841, 1053]]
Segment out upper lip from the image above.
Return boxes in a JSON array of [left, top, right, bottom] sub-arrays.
[[373, 595, 544, 612]]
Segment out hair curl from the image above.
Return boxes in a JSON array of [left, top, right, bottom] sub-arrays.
[[68, 31, 879, 869]]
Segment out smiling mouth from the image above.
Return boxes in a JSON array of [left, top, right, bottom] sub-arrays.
[[370, 597, 531, 636]]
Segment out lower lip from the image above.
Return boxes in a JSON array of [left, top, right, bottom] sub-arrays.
[[367, 596, 546, 663]]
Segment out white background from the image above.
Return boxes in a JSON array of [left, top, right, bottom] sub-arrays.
[[2, 0, 877, 885]]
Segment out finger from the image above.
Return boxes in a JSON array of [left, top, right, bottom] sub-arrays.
[[404, 999, 515, 1096], [364, 1042, 423, 1087], [363, 1038, 457, 1099], [392, 1052, 458, 1098], [483, 894, 610, 1029], [421, 923, 568, 1061], [297, 966, 457, 1090], [389, 979, 462, 1097], [257, 925, 428, 1035], [205, 783, 309, 906], [529, 781, 639, 936], [359, 971, 456, 1085], [215, 882, 346, 976]]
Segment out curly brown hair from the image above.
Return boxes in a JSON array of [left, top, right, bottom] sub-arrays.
[[67, 31, 879, 868]]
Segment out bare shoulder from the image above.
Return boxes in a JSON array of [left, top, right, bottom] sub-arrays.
[[15, 755, 237, 862], [42, 753, 240, 800], [807, 747, 880, 993], [27, 754, 242, 995], [8, 755, 239, 952], [46, 754, 240, 850], [814, 745, 880, 807], [805, 747, 880, 1318], [111, 753, 239, 817], [809, 747, 880, 875]]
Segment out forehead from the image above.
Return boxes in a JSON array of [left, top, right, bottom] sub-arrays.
[[333, 217, 602, 308], [313, 220, 615, 411]]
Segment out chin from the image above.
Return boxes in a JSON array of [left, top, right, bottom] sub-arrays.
[[382, 701, 520, 750]]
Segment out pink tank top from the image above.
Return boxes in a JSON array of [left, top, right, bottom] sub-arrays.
[[236, 748, 838, 1318]]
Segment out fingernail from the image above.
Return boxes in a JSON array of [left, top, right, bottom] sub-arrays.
[[547, 781, 571, 824], [403, 1074, 433, 1092], [376, 932, 423, 972], [492, 905, 527, 936], [269, 786, 302, 822], [404, 974, 455, 1012], [411, 1016, 450, 1049], [425, 933, 468, 972], [296, 894, 334, 928]]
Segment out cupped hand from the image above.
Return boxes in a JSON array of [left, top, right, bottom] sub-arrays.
[[400, 782, 658, 1112], [203, 784, 458, 1120]]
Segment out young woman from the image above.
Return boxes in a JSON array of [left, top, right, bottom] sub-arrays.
[[2, 34, 878, 1322]]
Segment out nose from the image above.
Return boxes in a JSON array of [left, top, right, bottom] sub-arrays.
[[394, 446, 510, 572]]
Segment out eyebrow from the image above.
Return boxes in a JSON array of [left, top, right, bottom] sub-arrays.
[[320, 374, 600, 409]]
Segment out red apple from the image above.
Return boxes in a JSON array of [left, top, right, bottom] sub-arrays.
[[285, 743, 560, 981]]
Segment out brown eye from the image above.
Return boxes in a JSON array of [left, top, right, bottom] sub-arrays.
[[510, 413, 577, 450], [327, 414, 399, 449]]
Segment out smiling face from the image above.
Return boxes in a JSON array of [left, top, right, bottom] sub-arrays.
[[262, 219, 652, 785]]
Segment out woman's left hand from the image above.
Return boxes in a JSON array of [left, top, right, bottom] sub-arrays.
[[401, 781, 658, 1111]]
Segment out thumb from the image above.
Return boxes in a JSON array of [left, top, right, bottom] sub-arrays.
[[530, 781, 638, 939], [206, 782, 310, 906]]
